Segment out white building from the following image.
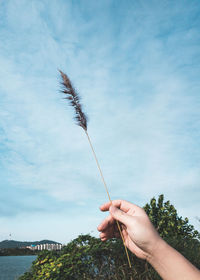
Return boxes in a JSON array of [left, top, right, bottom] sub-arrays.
[[26, 243, 63, 251]]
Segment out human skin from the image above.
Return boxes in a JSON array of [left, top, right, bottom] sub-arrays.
[[97, 200, 200, 280]]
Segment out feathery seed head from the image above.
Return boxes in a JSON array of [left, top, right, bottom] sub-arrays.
[[59, 70, 88, 131]]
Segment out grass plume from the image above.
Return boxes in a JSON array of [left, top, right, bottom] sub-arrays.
[[59, 70, 88, 131], [59, 70, 132, 269]]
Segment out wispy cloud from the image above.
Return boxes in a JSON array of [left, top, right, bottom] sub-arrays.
[[0, 0, 200, 241]]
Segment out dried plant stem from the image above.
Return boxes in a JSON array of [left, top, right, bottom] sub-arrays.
[[85, 130, 132, 268], [59, 70, 132, 271]]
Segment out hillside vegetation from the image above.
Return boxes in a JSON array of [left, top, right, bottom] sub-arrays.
[[0, 240, 59, 249]]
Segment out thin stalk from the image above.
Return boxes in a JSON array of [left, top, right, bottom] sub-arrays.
[[85, 130, 132, 268]]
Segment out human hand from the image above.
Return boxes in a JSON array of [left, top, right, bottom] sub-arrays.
[[97, 200, 162, 260]]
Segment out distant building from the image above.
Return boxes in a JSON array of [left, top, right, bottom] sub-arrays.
[[26, 243, 63, 251]]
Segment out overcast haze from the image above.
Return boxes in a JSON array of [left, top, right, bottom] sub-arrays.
[[0, 0, 200, 243]]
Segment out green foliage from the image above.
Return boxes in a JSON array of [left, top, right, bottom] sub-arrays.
[[19, 236, 137, 280], [19, 195, 200, 280], [0, 248, 37, 256], [144, 194, 200, 269], [144, 194, 200, 240]]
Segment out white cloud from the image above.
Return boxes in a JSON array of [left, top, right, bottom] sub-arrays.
[[0, 0, 199, 241]]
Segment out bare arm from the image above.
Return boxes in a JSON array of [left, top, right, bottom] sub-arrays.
[[98, 200, 200, 280], [147, 238, 200, 280]]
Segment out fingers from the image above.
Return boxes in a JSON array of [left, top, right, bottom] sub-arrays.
[[99, 230, 120, 241], [100, 199, 138, 213], [100, 201, 112, 212], [98, 199, 144, 244], [109, 205, 132, 227], [98, 200, 134, 239], [98, 215, 121, 241], [100, 232, 107, 241], [97, 214, 115, 232]]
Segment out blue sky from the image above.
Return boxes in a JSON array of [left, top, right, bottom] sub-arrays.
[[0, 0, 200, 243]]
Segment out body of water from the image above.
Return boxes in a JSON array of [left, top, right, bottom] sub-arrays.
[[0, 255, 36, 280]]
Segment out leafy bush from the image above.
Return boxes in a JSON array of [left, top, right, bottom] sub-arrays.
[[19, 195, 200, 280]]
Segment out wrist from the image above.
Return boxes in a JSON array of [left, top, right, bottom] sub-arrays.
[[146, 237, 167, 264]]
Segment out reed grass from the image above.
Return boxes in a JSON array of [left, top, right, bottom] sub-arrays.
[[59, 70, 132, 269]]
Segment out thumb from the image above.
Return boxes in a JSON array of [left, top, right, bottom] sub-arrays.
[[109, 205, 131, 226]]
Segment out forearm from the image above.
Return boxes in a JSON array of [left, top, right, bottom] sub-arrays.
[[147, 238, 200, 280]]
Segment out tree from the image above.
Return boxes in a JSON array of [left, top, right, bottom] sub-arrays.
[[144, 194, 200, 240]]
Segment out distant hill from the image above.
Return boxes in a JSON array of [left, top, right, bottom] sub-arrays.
[[0, 240, 61, 249]]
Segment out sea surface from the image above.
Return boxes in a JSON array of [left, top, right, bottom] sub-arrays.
[[0, 255, 37, 280]]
